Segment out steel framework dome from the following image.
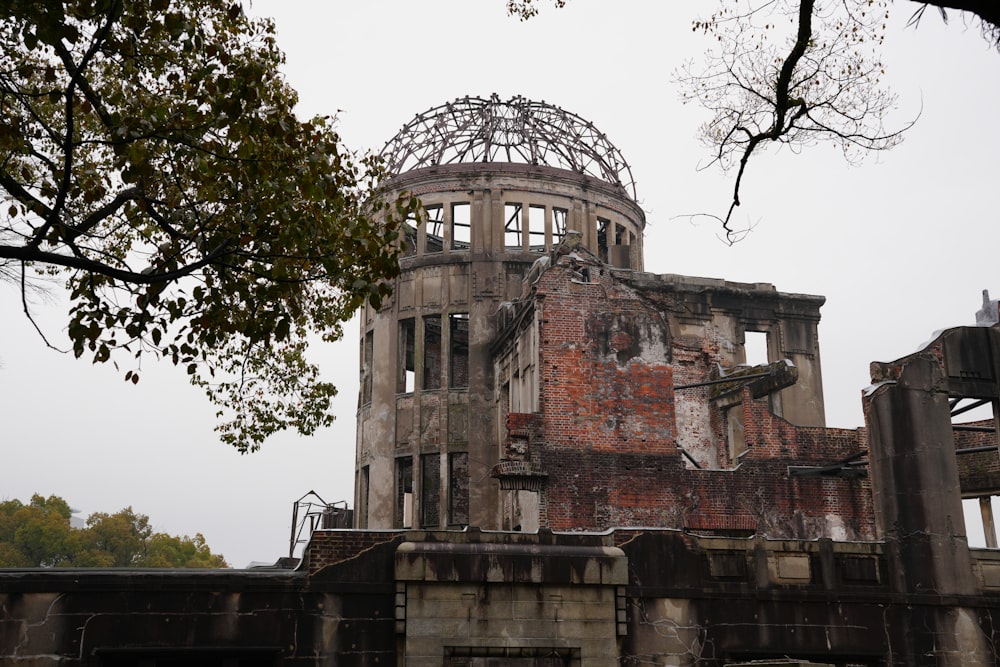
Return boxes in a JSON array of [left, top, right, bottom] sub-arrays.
[[380, 94, 637, 200]]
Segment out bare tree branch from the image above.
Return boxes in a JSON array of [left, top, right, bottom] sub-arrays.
[[678, 0, 912, 243]]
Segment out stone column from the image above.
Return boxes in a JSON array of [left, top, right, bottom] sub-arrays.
[[865, 354, 988, 666]]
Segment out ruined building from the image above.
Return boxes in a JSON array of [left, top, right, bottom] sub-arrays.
[[356, 95, 854, 539], [3, 96, 1000, 666]]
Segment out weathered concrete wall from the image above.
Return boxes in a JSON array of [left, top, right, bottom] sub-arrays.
[[357, 164, 646, 532], [6, 528, 1000, 666], [0, 569, 391, 667], [862, 326, 1000, 666], [395, 529, 626, 666]]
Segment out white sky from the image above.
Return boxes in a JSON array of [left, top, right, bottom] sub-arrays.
[[3, 2, 999, 567]]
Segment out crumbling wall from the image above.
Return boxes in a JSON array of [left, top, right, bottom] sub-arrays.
[[497, 254, 875, 539]]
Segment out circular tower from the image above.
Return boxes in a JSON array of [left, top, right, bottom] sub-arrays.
[[354, 95, 645, 529]]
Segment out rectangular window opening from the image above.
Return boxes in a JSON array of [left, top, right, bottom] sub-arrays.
[[396, 457, 413, 529], [402, 213, 419, 256], [951, 397, 996, 424], [744, 330, 769, 367], [358, 465, 370, 529], [423, 316, 442, 390], [596, 217, 610, 263], [450, 313, 470, 388], [421, 454, 441, 528], [504, 203, 522, 249], [449, 452, 470, 526], [528, 205, 546, 252], [398, 318, 415, 393], [499, 380, 511, 449], [964, 495, 1000, 548], [614, 223, 626, 245], [451, 202, 471, 250], [424, 205, 444, 253], [552, 207, 568, 242], [362, 330, 374, 405]]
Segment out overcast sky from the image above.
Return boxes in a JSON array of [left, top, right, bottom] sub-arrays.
[[3, 2, 999, 567]]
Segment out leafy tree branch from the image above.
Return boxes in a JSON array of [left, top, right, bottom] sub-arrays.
[[1, 0, 419, 450]]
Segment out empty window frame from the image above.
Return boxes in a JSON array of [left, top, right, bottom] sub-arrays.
[[358, 465, 370, 529], [963, 495, 1000, 549], [504, 203, 523, 249], [744, 330, 769, 366], [596, 217, 610, 263], [396, 457, 413, 529], [451, 202, 471, 250], [450, 313, 470, 388], [402, 212, 419, 256], [398, 318, 415, 393], [424, 204, 444, 253], [362, 330, 374, 404], [528, 205, 546, 252], [614, 223, 626, 246], [449, 452, 470, 526], [499, 380, 511, 446], [552, 207, 568, 243], [423, 316, 442, 390], [421, 453, 440, 527]]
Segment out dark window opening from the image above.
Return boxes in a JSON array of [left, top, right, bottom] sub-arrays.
[[449, 452, 470, 526], [396, 457, 413, 528], [424, 316, 442, 390], [596, 217, 610, 263], [452, 202, 471, 250], [358, 465, 370, 529], [398, 318, 415, 393], [450, 313, 470, 388], [500, 381, 511, 443], [362, 330, 374, 405], [421, 453, 440, 527]]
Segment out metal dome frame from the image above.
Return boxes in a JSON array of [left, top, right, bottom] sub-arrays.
[[380, 94, 637, 200]]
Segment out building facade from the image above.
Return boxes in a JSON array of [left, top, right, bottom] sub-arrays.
[[3, 96, 1000, 666], [355, 96, 646, 530]]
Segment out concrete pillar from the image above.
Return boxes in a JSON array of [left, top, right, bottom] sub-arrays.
[[865, 355, 989, 665]]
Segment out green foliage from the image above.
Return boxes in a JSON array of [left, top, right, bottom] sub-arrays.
[[0, 494, 228, 568], [0, 1, 419, 451], [145, 532, 228, 568]]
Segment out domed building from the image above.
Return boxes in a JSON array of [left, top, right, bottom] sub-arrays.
[[354, 95, 647, 530], [3, 96, 1000, 667], [354, 95, 832, 534]]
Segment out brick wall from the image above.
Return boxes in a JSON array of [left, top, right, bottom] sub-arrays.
[[304, 529, 404, 573], [519, 255, 877, 539]]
